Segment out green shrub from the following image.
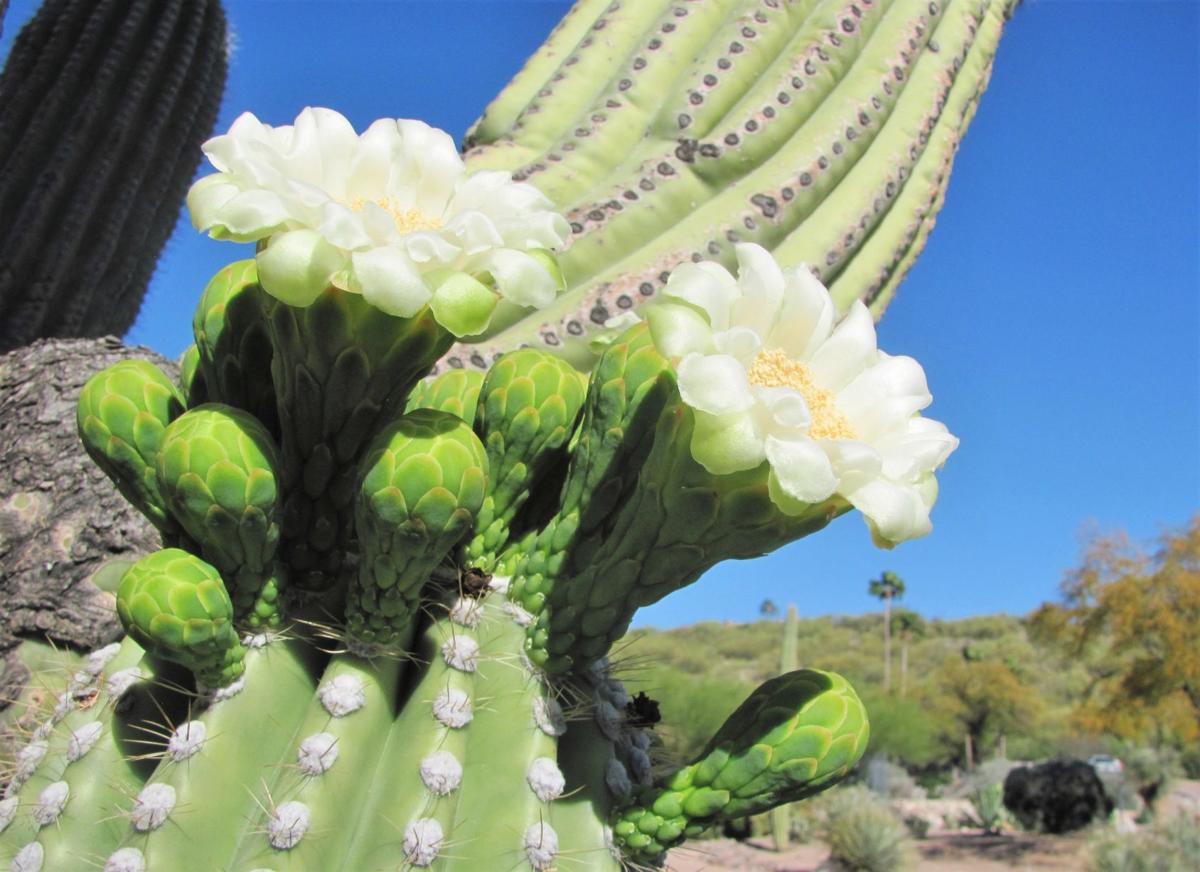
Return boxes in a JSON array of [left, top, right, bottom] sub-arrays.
[[820, 787, 914, 872], [1087, 814, 1200, 872], [971, 782, 1009, 834]]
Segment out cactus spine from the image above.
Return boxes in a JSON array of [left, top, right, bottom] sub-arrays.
[[441, 0, 1017, 371], [0, 0, 228, 352]]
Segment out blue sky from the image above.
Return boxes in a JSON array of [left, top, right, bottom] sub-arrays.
[[2, 0, 1196, 627]]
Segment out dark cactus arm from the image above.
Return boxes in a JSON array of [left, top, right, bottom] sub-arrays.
[[0, 0, 228, 352]]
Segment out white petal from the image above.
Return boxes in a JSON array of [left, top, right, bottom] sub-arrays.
[[350, 247, 431, 317], [769, 264, 835, 360], [663, 262, 739, 331], [403, 231, 461, 264], [445, 210, 504, 254], [837, 353, 932, 441], [764, 435, 837, 504], [206, 189, 293, 241], [486, 249, 559, 309], [843, 477, 934, 547], [187, 175, 240, 231], [393, 120, 462, 215], [875, 418, 958, 482], [316, 201, 373, 250], [731, 243, 785, 337], [752, 385, 810, 431], [256, 229, 347, 307], [286, 107, 360, 197], [689, 409, 766, 474], [821, 438, 882, 492], [645, 302, 715, 361], [714, 325, 762, 364], [677, 354, 753, 416], [807, 302, 879, 391]]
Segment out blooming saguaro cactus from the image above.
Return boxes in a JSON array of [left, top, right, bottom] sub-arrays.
[[0, 0, 990, 861], [0, 104, 955, 871]]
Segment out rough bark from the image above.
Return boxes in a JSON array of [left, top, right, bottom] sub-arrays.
[[0, 336, 175, 706]]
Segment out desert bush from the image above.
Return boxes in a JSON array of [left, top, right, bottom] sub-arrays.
[[1004, 760, 1113, 833], [865, 756, 924, 799], [970, 782, 1009, 834], [819, 787, 914, 872], [1087, 814, 1200, 872]]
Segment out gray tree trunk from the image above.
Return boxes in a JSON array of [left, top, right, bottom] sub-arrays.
[[0, 337, 175, 711]]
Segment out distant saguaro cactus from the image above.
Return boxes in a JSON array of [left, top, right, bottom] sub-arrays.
[[0, 0, 228, 353]]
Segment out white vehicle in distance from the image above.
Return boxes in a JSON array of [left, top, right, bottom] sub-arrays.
[[1088, 754, 1124, 774]]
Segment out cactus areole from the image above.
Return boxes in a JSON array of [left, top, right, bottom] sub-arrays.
[[0, 0, 1002, 860]]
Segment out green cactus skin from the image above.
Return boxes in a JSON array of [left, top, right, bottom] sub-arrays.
[[0, 0, 228, 353], [612, 669, 870, 864], [192, 260, 280, 436], [440, 0, 1017, 371], [349, 410, 488, 649], [407, 369, 487, 426], [465, 349, 589, 571], [263, 280, 455, 594], [115, 549, 247, 688], [76, 359, 187, 534], [510, 322, 845, 674], [156, 404, 285, 628], [770, 604, 801, 849], [0, 0, 1007, 861]]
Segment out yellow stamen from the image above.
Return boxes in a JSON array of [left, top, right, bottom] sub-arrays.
[[349, 197, 442, 234], [746, 348, 858, 440]]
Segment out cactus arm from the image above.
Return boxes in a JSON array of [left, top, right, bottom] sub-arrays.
[[611, 670, 870, 863], [464, 0, 616, 150], [831, 0, 1008, 313], [109, 636, 322, 869], [508, 0, 748, 206], [0, 0, 227, 352], [229, 652, 406, 871], [770, 605, 801, 849], [464, 0, 678, 164], [769, 0, 990, 290]]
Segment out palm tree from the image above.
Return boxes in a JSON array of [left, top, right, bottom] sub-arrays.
[[890, 609, 926, 698], [869, 571, 905, 692]]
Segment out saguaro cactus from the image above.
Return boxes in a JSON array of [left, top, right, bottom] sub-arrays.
[[440, 0, 1017, 370], [0, 0, 990, 865], [0, 0, 228, 352]]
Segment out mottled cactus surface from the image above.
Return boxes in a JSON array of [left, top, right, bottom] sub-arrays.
[[442, 0, 1016, 371], [0, 258, 870, 871], [0, 0, 228, 352]]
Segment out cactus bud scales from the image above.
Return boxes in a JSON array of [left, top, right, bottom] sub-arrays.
[[0, 0, 1009, 867]]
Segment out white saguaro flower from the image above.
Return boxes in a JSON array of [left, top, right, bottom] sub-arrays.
[[188, 107, 570, 336], [646, 243, 958, 547]]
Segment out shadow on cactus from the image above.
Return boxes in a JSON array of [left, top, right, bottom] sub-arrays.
[[0, 0, 983, 862]]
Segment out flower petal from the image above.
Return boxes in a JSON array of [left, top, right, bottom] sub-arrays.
[[663, 262, 739, 331], [731, 243, 785, 337], [187, 175, 240, 232], [677, 353, 753, 416], [875, 417, 958, 482], [256, 229, 347, 307], [764, 435, 837, 504], [752, 385, 811, 431], [768, 264, 834, 359], [689, 409, 766, 475], [205, 189, 293, 241], [837, 353, 932, 441], [843, 477, 936, 547], [485, 249, 559, 309], [714, 325, 762, 364], [350, 247, 431, 317], [430, 272, 499, 337], [807, 301, 878, 391], [645, 301, 715, 361]]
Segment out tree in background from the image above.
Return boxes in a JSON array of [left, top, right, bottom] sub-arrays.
[[759, 599, 778, 618], [1030, 517, 1200, 742], [932, 652, 1039, 770], [869, 571, 906, 693], [890, 609, 927, 698]]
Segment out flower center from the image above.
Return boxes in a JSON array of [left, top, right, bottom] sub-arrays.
[[349, 197, 442, 234], [746, 348, 858, 440]]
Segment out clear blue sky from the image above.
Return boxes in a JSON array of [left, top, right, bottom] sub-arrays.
[[3, 0, 1196, 627]]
